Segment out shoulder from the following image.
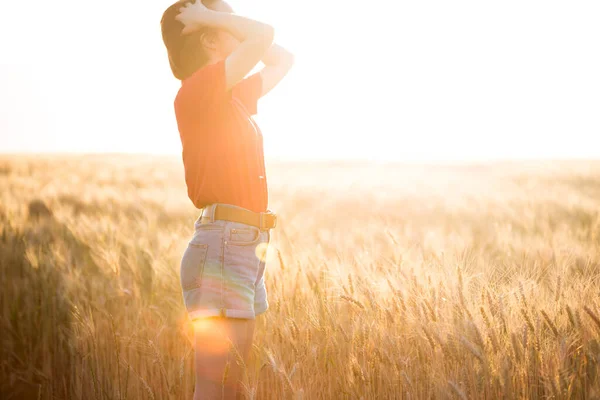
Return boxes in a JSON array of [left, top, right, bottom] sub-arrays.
[[182, 61, 226, 93], [175, 61, 230, 115]]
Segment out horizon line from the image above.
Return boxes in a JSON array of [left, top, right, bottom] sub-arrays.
[[1, 151, 599, 165]]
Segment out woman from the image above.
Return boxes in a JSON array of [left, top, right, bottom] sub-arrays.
[[160, 0, 294, 398]]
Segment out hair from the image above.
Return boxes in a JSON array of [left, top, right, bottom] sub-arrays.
[[161, 0, 216, 81]]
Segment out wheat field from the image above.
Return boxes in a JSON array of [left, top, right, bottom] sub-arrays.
[[1, 155, 600, 399]]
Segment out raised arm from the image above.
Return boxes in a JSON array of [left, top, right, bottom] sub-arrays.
[[259, 43, 295, 96], [176, 0, 274, 91]]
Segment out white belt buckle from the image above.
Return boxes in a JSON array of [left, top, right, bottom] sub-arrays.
[[200, 204, 215, 223]]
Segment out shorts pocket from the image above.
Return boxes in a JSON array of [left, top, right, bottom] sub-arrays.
[[180, 243, 208, 291], [228, 226, 261, 246]]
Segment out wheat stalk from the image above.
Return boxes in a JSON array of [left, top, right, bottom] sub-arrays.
[[583, 306, 600, 332], [540, 309, 559, 338]]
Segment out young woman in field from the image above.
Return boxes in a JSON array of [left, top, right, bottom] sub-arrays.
[[161, 0, 293, 398]]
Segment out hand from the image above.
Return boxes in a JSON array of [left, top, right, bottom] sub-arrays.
[[175, 0, 213, 35]]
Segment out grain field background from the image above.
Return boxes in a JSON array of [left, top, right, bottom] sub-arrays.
[[1, 155, 600, 399]]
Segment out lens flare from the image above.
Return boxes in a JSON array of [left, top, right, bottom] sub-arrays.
[[255, 242, 269, 261], [192, 318, 230, 355]]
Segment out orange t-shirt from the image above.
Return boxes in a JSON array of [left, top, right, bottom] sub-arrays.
[[174, 60, 268, 213]]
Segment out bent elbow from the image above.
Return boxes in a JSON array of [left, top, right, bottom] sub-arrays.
[[262, 24, 275, 46], [286, 52, 295, 68], [280, 51, 294, 71]]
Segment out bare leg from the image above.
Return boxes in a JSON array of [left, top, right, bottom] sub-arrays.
[[192, 317, 256, 400], [236, 320, 255, 400]]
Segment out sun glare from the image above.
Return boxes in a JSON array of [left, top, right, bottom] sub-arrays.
[[0, 0, 598, 160]]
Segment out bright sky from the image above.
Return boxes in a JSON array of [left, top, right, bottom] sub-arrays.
[[1, 0, 599, 161]]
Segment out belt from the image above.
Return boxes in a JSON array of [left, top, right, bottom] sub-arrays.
[[201, 204, 277, 230]]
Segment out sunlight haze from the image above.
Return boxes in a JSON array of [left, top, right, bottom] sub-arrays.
[[1, 0, 599, 161]]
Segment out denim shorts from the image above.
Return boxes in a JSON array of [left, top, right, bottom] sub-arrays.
[[180, 204, 270, 320]]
